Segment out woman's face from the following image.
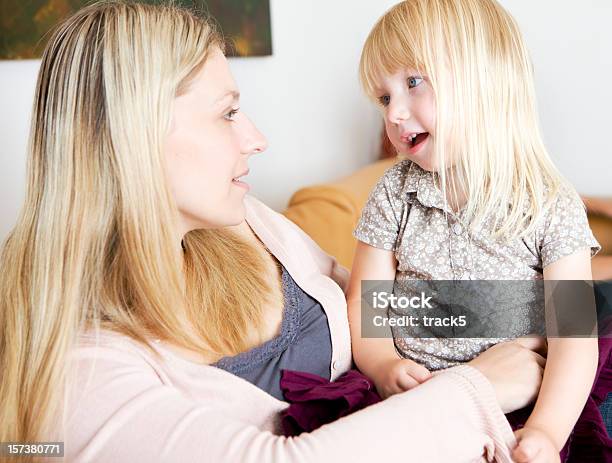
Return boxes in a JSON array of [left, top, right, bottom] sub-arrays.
[[164, 47, 267, 237], [375, 67, 437, 171]]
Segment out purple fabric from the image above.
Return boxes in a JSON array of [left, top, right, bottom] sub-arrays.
[[507, 330, 612, 463], [279, 368, 381, 436]]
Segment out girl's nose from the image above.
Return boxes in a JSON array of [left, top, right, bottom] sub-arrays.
[[387, 100, 411, 125]]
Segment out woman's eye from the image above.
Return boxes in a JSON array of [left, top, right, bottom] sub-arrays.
[[378, 95, 391, 107], [224, 108, 239, 121], [408, 76, 423, 88]]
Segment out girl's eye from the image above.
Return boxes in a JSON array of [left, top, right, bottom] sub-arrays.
[[224, 108, 239, 121], [408, 76, 423, 89], [378, 95, 391, 107]]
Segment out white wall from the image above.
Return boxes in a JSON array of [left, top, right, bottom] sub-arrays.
[[1, 0, 610, 242], [0, 59, 40, 242], [497, 0, 612, 196], [229, 0, 398, 210]]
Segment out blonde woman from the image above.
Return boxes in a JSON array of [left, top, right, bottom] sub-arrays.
[[349, 1, 605, 462], [0, 1, 547, 462]]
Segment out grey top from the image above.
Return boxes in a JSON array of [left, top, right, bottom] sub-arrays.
[[354, 160, 601, 370], [212, 264, 332, 401]]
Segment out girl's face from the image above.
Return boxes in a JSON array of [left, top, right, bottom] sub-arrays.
[[164, 47, 267, 238], [375, 68, 437, 171]]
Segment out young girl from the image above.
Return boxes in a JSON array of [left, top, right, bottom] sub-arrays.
[[347, 0, 603, 462]]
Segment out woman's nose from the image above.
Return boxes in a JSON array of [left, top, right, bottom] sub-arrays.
[[240, 115, 268, 155]]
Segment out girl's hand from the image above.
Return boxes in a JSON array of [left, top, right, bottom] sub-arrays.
[[371, 357, 432, 399], [468, 336, 547, 413], [512, 427, 560, 463]]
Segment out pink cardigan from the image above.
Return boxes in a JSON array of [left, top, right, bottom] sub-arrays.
[[65, 195, 516, 462]]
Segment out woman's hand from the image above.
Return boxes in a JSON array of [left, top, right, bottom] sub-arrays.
[[371, 357, 432, 399], [468, 336, 547, 413]]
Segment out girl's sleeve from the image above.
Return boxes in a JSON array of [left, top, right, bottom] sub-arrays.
[[538, 187, 601, 268], [353, 165, 406, 252], [65, 345, 516, 463]]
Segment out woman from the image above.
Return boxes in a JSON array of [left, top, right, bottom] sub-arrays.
[[0, 2, 547, 461]]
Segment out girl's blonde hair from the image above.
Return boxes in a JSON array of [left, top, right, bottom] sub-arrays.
[[0, 0, 272, 452], [360, 0, 575, 239]]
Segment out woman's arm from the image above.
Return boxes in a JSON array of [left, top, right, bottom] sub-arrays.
[[521, 249, 599, 451], [66, 343, 517, 462]]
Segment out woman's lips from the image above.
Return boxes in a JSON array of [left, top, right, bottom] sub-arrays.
[[232, 169, 250, 191], [231, 177, 250, 190]]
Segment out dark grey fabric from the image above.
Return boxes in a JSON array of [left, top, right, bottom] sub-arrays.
[[212, 265, 332, 401]]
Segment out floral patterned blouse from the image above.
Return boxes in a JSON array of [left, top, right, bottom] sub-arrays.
[[353, 160, 601, 370]]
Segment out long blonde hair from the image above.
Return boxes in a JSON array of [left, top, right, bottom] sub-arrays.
[[0, 0, 272, 451], [360, 0, 575, 239]]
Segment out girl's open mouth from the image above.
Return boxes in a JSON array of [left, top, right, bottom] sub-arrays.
[[406, 132, 429, 154]]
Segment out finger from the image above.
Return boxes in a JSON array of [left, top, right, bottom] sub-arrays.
[[375, 384, 395, 400], [511, 448, 531, 463], [512, 435, 541, 463], [515, 336, 548, 356], [396, 372, 419, 391], [382, 383, 402, 398], [512, 435, 534, 462], [529, 450, 559, 463], [392, 375, 412, 394], [403, 361, 432, 383], [529, 351, 547, 368], [512, 446, 535, 463], [533, 454, 559, 463]]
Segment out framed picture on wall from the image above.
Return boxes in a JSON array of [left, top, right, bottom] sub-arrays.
[[0, 0, 273, 60]]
